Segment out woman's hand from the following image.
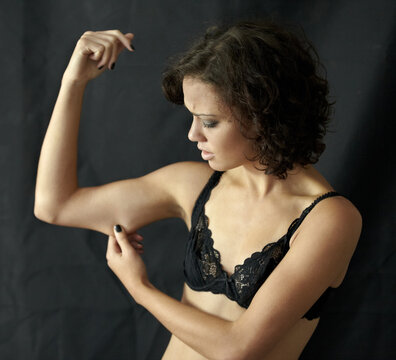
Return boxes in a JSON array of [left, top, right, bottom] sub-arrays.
[[63, 30, 134, 85], [106, 224, 150, 298]]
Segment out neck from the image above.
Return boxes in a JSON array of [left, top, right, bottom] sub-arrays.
[[228, 162, 310, 199]]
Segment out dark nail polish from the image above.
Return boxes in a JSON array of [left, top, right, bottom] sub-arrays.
[[111, 63, 116, 70], [131, 44, 135, 51], [114, 224, 122, 232], [98, 65, 104, 70]]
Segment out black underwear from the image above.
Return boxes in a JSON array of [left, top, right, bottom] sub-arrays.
[[184, 171, 340, 320]]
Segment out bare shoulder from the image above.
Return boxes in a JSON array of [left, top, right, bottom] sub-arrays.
[[312, 195, 362, 237], [146, 160, 213, 184], [144, 161, 214, 228], [293, 194, 363, 265], [144, 161, 213, 191]]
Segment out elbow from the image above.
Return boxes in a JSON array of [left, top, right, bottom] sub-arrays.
[[34, 206, 57, 224], [33, 198, 59, 224]]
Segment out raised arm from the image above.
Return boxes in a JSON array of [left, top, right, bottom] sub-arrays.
[[34, 30, 213, 235]]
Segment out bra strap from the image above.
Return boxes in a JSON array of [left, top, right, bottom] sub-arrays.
[[190, 171, 224, 228], [287, 191, 341, 237], [302, 191, 340, 216]]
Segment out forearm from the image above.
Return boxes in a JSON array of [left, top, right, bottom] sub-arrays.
[[134, 283, 237, 360], [35, 79, 87, 215]]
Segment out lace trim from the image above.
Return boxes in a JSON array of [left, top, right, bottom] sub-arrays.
[[188, 171, 341, 311], [194, 211, 287, 306], [196, 181, 340, 283], [200, 214, 287, 280]]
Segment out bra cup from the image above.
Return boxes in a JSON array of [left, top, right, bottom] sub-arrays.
[[184, 170, 341, 319]]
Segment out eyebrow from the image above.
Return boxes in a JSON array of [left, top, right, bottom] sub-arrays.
[[191, 112, 217, 117], [183, 105, 217, 117]]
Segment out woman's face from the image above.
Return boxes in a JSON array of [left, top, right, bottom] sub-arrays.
[[183, 76, 255, 171]]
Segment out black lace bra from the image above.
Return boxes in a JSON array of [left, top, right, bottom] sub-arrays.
[[184, 171, 340, 320]]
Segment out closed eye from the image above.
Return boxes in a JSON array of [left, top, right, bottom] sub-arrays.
[[202, 121, 218, 128]]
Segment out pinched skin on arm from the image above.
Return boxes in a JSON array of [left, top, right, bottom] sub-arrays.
[[35, 161, 213, 236]]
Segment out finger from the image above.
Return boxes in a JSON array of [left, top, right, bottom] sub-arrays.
[[82, 34, 114, 69], [125, 33, 135, 51], [106, 32, 135, 62], [128, 233, 144, 242], [89, 32, 123, 69], [131, 241, 144, 254], [113, 224, 132, 253], [130, 240, 144, 250], [104, 29, 134, 52], [106, 235, 121, 261], [110, 36, 133, 68], [79, 33, 106, 61], [124, 33, 134, 41]]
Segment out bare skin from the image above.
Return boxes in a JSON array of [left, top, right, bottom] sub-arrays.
[[162, 165, 348, 360], [35, 30, 362, 360]]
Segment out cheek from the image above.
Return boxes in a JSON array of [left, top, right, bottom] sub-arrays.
[[208, 121, 254, 158], [228, 130, 252, 154], [217, 132, 253, 161]]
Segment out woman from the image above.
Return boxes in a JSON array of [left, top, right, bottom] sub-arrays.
[[34, 19, 362, 360]]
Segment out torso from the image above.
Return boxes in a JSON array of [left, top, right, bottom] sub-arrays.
[[162, 163, 348, 360]]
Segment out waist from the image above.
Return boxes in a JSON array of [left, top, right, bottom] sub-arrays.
[[164, 285, 320, 360]]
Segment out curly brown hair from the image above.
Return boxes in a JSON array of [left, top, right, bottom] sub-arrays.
[[162, 19, 334, 179]]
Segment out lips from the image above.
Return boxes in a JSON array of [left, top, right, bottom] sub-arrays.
[[198, 146, 215, 161], [197, 146, 213, 154]]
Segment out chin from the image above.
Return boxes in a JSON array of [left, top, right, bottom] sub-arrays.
[[206, 158, 244, 172]]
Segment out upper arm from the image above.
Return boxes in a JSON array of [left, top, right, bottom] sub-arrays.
[[232, 198, 362, 358], [34, 161, 213, 236]]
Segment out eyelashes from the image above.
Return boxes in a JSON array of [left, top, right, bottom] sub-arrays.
[[190, 115, 219, 129], [202, 121, 218, 128]]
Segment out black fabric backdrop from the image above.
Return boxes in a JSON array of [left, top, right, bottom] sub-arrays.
[[0, 1, 395, 359]]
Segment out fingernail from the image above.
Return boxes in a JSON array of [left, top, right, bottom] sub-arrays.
[[98, 65, 104, 70], [111, 63, 116, 70], [114, 224, 122, 232], [131, 44, 135, 51]]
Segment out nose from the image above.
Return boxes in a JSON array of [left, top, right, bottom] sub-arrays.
[[188, 118, 206, 142]]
